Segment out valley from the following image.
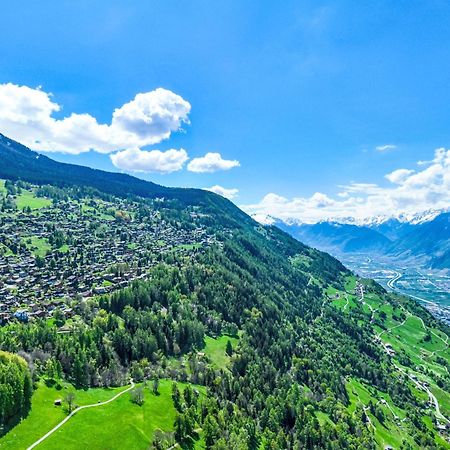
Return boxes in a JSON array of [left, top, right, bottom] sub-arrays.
[[339, 253, 450, 325]]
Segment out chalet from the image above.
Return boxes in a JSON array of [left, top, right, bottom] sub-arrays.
[[13, 310, 28, 322]]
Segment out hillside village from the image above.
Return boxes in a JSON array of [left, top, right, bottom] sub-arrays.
[[0, 180, 214, 325]]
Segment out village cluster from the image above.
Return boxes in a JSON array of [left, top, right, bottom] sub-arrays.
[[0, 190, 214, 324]]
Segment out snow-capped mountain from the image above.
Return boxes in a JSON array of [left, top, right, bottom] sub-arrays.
[[263, 209, 450, 271]]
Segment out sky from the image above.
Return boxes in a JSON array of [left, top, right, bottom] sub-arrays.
[[1, 1, 450, 223]]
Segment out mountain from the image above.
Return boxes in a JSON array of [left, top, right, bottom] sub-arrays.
[[369, 218, 416, 241], [0, 134, 449, 448], [388, 212, 450, 269], [0, 133, 243, 213], [277, 213, 450, 271], [276, 220, 392, 255]]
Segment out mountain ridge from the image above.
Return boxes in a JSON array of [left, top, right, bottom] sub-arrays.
[[0, 133, 241, 212]]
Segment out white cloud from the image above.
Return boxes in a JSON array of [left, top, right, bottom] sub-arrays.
[[385, 168, 415, 184], [0, 83, 191, 154], [187, 152, 240, 173], [310, 192, 334, 207], [376, 144, 397, 152], [242, 148, 450, 224], [110, 147, 188, 173], [205, 185, 239, 200]]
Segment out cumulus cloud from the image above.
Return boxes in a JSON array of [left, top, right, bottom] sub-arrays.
[[0, 83, 191, 154], [242, 148, 450, 224], [385, 168, 415, 184], [376, 144, 397, 152], [110, 147, 188, 173], [205, 185, 239, 200], [187, 152, 240, 173]]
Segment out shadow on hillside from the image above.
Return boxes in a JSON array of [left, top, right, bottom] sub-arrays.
[[0, 399, 32, 438]]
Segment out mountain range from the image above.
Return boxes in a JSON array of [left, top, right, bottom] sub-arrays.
[[276, 212, 450, 271]]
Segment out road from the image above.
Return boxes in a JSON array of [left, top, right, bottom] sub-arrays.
[[343, 294, 349, 311], [372, 293, 450, 425], [387, 271, 402, 290], [26, 379, 135, 450], [393, 363, 449, 423]]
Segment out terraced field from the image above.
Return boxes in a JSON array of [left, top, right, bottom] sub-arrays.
[[329, 275, 450, 448]]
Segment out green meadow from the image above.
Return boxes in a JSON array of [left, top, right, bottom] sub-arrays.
[[16, 190, 52, 210], [203, 335, 239, 370], [0, 380, 202, 450]]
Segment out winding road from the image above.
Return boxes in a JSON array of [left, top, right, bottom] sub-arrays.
[[365, 276, 450, 426], [387, 271, 402, 290], [26, 379, 135, 450], [393, 363, 449, 423]]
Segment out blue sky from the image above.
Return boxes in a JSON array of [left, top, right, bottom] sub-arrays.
[[1, 1, 450, 222]]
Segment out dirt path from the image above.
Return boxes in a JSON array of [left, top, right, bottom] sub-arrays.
[[393, 363, 449, 423], [26, 379, 135, 450]]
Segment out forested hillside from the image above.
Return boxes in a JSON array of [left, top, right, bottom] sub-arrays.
[[0, 138, 449, 449]]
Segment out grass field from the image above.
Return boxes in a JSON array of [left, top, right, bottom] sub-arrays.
[[38, 381, 177, 450], [58, 244, 70, 254], [24, 236, 52, 257], [0, 381, 128, 450], [16, 190, 52, 210], [346, 378, 414, 449], [344, 275, 357, 292], [204, 335, 239, 370], [23, 236, 51, 258], [0, 380, 203, 450], [0, 243, 13, 256], [175, 243, 202, 251]]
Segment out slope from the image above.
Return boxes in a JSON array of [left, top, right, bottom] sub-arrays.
[[0, 138, 448, 448]]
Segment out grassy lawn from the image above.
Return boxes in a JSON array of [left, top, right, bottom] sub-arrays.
[[290, 254, 312, 268], [431, 384, 450, 417], [0, 381, 128, 450], [203, 335, 239, 370], [0, 380, 204, 450], [344, 275, 357, 292], [58, 244, 70, 254], [23, 236, 51, 257], [39, 380, 177, 450], [175, 243, 202, 251], [81, 203, 95, 212], [331, 296, 347, 309], [422, 415, 450, 448], [0, 243, 13, 256], [315, 411, 334, 427], [364, 294, 384, 312], [325, 285, 339, 297], [16, 190, 52, 210]]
